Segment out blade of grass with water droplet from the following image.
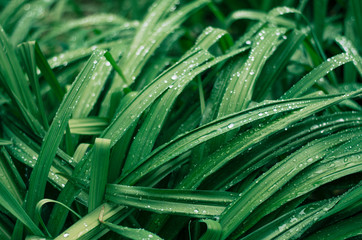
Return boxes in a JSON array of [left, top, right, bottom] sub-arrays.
[[105, 184, 237, 218], [304, 213, 362, 240], [254, 29, 306, 101], [281, 53, 355, 99], [335, 35, 362, 76], [101, 49, 214, 145], [219, 27, 287, 115], [200, 112, 362, 191], [42, 14, 129, 41], [10, 0, 54, 45], [54, 203, 129, 240], [219, 127, 361, 239], [24, 50, 106, 221], [101, 221, 163, 240], [3, 125, 70, 189], [241, 199, 339, 240], [123, 30, 243, 175], [120, 0, 210, 82], [119, 95, 334, 186]]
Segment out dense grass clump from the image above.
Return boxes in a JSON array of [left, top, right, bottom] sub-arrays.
[[0, 0, 361, 239]]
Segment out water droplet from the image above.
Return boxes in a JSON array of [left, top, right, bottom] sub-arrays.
[[194, 209, 199, 213], [63, 233, 70, 238], [227, 123, 234, 129], [171, 74, 178, 80]]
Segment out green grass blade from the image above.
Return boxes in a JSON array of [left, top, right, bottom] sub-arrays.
[[101, 221, 163, 240], [69, 118, 109, 135], [0, 0, 24, 26], [10, 0, 54, 45], [200, 112, 362, 190], [196, 219, 222, 240], [254, 29, 306, 101], [304, 213, 362, 240], [313, 0, 328, 44], [89, 138, 111, 213], [24, 50, 106, 220], [281, 53, 354, 99], [0, 181, 43, 236], [47, 144, 90, 236], [54, 204, 128, 240], [241, 199, 339, 240], [0, 25, 42, 134], [3, 125, 69, 190], [0, 148, 26, 205], [17, 42, 49, 129], [120, 91, 361, 187], [105, 184, 237, 217], [219, 128, 361, 239], [217, 27, 286, 115], [120, 0, 210, 81], [34, 42, 65, 101]]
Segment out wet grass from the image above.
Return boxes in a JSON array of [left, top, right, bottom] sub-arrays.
[[0, 0, 361, 239]]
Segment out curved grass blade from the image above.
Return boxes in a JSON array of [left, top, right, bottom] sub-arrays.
[[200, 112, 362, 191], [120, 0, 210, 82], [123, 30, 244, 175], [72, 51, 117, 119], [24, 50, 106, 220], [281, 53, 355, 99], [254, 29, 306, 101], [304, 213, 362, 240], [120, 91, 361, 187], [218, 27, 287, 115], [241, 199, 339, 240], [100, 221, 163, 240], [47, 144, 90, 236], [105, 184, 237, 218], [34, 42, 65, 102], [54, 203, 129, 240], [226, 10, 295, 28], [36, 199, 82, 238], [3, 125, 69, 190], [0, 25, 43, 135], [219, 127, 361, 239], [335, 35, 362, 75], [193, 219, 222, 240], [42, 14, 128, 41]]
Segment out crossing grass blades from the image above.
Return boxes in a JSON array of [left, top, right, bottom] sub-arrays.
[[0, 0, 361, 239]]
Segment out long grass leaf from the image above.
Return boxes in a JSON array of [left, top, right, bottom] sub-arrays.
[[24, 50, 106, 220], [89, 138, 111, 212]]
